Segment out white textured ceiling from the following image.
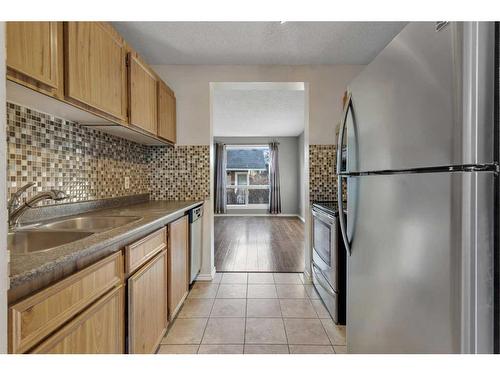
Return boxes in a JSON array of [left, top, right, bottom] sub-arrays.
[[112, 22, 406, 65], [213, 83, 305, 137]]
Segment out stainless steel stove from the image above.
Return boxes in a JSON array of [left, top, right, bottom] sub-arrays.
[[311, 201, 346, 325]]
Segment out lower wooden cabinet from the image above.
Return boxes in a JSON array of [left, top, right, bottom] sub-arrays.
[[31, 286, 125, 354], [128, 249, 168, 354], [168, 215, 189, 320], [9, 252, 123, 353]]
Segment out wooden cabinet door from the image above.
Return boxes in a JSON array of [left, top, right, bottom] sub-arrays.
[[128, 52, 158, 135], [65, 22, 128, 121], [168, 216, 189, 320], [157, 80, 176, 144], [9, 252, 123, 354], [6, 22, 63, 97], [128, 250, 168, 354], [31, 286, 125, 354]]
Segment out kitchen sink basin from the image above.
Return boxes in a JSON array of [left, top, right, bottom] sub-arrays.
[[8, 230, 94, 254], [37, 215, 142, 232]]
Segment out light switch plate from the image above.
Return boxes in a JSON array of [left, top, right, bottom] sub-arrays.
[[124, 176, 130, 189]]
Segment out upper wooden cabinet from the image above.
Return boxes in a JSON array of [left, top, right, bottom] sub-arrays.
[[6, 22, 64, 98], [128, 51, 158, 135], [157, 80, 177, 144], [6, 21, 177, 146], [65, 22, 128, 122]]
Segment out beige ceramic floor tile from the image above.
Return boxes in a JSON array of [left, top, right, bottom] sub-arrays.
[[304, 285, 321, 300], [279, 299, 318, 318], [248, 273, 275, 284], [163, 318, 208, 344], [310, 299, 331, 319], [247, 284, 278, 299], [178, 299, 214, 318], [299, 273, 313, 285], [276, 284, 308, 299], [202, 317, 246, 344], [157, 344, 199, 354], [221, 273, 248, 284], [216, 284, 247, 299], [198, 344, 244, 354], [245, 318, 287, 344], [289, 345, 335, 354], [273, 273, 302, 284], [283, 318, 331, 345], [246, 298, 282, 318], [188, 283, 219, 299], [321, 320, 346, 345], [211, 298, 246, 317], [244, 344, 289, 354], [334, 345, 347, 354]]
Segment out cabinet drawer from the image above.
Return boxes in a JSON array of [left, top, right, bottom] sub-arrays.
[[125, 227, 167, 275], [31, 286, 125, 354], [9, 251, 123, 353]]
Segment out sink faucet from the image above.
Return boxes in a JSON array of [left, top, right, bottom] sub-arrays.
[[8, 185, 70, 229]]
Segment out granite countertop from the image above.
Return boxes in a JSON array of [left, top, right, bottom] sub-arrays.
[[9, 199, 203, 302]]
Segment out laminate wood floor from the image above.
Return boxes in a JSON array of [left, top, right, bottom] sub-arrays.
[[214, 216, 305, 272]]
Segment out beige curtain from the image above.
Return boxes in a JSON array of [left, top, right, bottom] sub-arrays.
[[214, 143, 227, 214]]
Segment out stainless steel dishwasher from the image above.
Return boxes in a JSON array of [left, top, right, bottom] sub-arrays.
[[189, 205, 203, 284]]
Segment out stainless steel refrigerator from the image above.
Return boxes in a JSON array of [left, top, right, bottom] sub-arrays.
[[336, 22, 497, 353]]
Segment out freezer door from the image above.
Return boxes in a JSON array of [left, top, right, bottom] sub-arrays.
[[345, 22, 494, 173], [346, 171, 494, 353]]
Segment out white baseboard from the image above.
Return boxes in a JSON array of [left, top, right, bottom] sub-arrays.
[[196, 266, 216, 281], [298, 215, 305, 223]]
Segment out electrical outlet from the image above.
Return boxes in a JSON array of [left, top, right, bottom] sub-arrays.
[[124, 176, 130, 190]]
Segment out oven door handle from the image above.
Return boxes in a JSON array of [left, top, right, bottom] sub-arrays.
[[312, 261, 337, 296], [312, 208, 335, 223]]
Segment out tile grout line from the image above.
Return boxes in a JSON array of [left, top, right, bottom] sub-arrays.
[[196, 280, 221, 353], [278, 279, 291, 354], [243, 280, 249, 349]]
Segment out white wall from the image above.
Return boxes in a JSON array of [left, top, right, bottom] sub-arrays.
[[215, 136, 300, 215], [298, 131, 305, 221], [152, 64, 362, 278], [0, 22, 8, 354], [152, 65, 363, 145]]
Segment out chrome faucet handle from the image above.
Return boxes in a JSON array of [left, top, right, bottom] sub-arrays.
[[51, 190, 70, 201], [7, 182, 35, 212]]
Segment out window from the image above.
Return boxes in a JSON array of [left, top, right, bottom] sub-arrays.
[[225, 145, 270, 209]]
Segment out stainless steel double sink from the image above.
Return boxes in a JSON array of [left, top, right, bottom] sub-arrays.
[[8, 215, 142, 254]]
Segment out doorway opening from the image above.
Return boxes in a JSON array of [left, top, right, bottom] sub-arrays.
[[209, 82, 309, 273]]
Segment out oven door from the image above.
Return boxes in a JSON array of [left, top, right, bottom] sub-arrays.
[[312, 208, 338, 291]]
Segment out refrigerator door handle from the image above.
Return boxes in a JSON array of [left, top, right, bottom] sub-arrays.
[[337, 92, 352, 256], [338, 177, 351, 256], [336, 92, 352, 175]]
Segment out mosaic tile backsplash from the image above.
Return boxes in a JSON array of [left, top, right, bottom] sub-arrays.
[[7, 103, 150, 205], [6, 103, 212, 205], [148, 145, 210, 201], [309, 144, 345, 203]]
